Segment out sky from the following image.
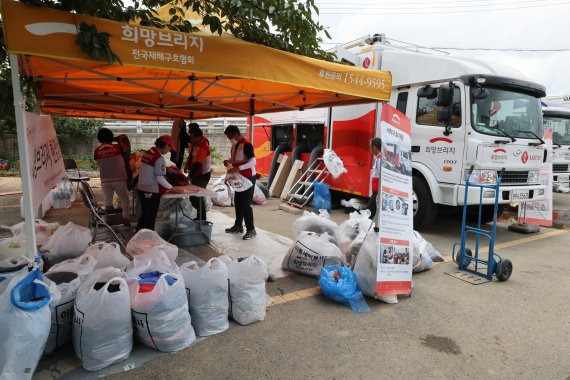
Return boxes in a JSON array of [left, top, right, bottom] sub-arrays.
[[314, 0, 570, 97]]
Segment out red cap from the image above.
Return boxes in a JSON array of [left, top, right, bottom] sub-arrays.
[[158, 135, 176, 153]]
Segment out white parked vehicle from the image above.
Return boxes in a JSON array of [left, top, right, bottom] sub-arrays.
[[256, 34, 547, 228], [542, 105, 570, 187]]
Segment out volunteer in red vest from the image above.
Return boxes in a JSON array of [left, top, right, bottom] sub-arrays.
[[367, 137, 382, 220], [136, 135, 182, 231], [223, 125, 257, 240], [184, 123, 211, 221], [94, 128, 130, 223]]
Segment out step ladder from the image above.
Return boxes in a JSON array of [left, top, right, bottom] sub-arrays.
[[279, 158, 330, 214]]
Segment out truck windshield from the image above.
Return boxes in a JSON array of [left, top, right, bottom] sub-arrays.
[[544, 116, 570, 145], [470, 87, 543, 139]]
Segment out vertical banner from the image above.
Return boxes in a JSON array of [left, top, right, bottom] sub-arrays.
[[376, 104, 413, 296], [25, 112, 65, 213], [518, 128, 553, 226]]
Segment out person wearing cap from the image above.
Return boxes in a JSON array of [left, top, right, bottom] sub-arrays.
[[367, 137, 382, 220], [184, 123, 211, 221], [136, 135, 182, 231], [223, 125, 257, 240], [94, 128, 130, 223]]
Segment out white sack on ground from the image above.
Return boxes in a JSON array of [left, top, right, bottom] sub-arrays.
[[125, 251, 179, 279], [130, 272, 195, 352], [84, 242, 130, 270], [41, 222, 92, 263], [46, 254, 97, 279], [337, 210, 374, 265], [0, 270, 52, 379], [126, 229, 178, 263], [211, 178, 233, 207], [228, 256, 269, 325], [253, 183, 268, 205], [282, 232, 342, 278], [1, 220, 59, 246], [413, 231, 444, 262], [181, 258, 229, 336], [73, 268, 132, 371], [353, 232, 398, 304], [292, 210, 339, 243], [0, 235, 27, 261]]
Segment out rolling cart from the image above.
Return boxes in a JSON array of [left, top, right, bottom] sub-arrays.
[[452, 166, 513, 282]]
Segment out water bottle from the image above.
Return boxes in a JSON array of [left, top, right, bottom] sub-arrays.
[[64, 191, 71, 208], [52, 191, 60, 209]]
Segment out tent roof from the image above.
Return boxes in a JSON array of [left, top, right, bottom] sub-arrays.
[[2, 0, 391, 121]]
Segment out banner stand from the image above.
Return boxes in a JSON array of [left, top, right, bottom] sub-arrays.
[[9, 53, 38, 258]]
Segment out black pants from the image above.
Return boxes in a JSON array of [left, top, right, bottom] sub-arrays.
[[190, 172, 211, 221], [233, 176, 256, 231], [367, 192, 378, 220], [136, 190, 161, 231]]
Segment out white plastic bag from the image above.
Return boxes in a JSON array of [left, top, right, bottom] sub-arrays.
[[226, 173, 253, 193], [126, 229, 178, 263], [211, 178, 233, 207], [228, 256, 269, 325], [337, 210, 373, 265], [43, 270, 81, 355], [340, 198, 367, 210], [0, 235, 27, 261], [0, 256, 29, 275], [292, 210, 339, 242], [130, 272, 195, 352], [353, 232, 398, 304], [41, 222, 92, 262], [1, 220, 59, 246], [413, 231, 444, 263], [125, 251, 179, 279], [253, 183, 268, 205], [323, 149, 348, 179], [181, 258, 229, 336], [84, 242, 130, 269], [73, 268, 132, 371], [0, 269, 52, 379], [47, 254, 98, 279], [282, 232, 342, 278]]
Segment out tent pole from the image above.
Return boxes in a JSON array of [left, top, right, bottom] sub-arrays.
[[248, 97, 255, 144], [9, 54, 38, 259]]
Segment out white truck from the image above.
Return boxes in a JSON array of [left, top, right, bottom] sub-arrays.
[[543, 104, 570, 188], [256, 34, 548, 229]]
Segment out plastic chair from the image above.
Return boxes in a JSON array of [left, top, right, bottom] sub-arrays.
[[78, 188, 127, 251]]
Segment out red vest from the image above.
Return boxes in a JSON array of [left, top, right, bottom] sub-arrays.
[[141, 147, 168, 194], [231, 138, 254, 178]]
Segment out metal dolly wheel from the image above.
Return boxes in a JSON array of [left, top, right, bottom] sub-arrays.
[[452, 166, 513, 282]]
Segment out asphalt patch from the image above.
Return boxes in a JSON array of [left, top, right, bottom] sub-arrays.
[[420, 335, 462, 355]]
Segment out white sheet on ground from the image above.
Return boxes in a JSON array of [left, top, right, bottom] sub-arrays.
[[207, 210, 291, 278]]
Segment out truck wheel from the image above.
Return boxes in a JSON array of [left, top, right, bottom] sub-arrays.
[[412, 175, 438, 229], [466, 205, 505, 224]]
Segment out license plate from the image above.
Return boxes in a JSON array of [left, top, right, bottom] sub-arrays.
[[512, 189, 530, 201]]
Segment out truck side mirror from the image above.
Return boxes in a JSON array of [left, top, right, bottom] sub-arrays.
[[437, 107, 451, 123], [417, 86, 437, 99], [437, 84, 451, 107]]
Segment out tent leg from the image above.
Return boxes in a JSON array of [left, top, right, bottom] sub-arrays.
[[9, 54, 38, 259], [248, 114, 254, 144]]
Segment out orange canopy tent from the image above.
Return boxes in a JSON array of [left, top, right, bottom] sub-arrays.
[[1, 0, 392, 257]]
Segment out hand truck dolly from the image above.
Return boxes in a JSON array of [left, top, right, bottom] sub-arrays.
[[452, 166, 513, 281]]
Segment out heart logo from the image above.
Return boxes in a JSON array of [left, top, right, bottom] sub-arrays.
[[521, 151, 528, 164]]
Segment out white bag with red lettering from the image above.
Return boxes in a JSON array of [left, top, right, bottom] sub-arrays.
[[323, 149, 348, 179], [225, 173, 253, 193], [282, 232, 342, 278]]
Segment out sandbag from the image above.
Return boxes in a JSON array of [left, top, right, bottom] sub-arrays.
[[228, 256, 269, 325], [0, 269, 52, 379], [282, 232, 342, 278], [130, 272, 195, 352], [181, 258, 229, 336], [319, 265, 369, 313], [126, 229, 178, 263], [225, 172, 253, 193], [0, 235, 27, 261], [353, 232, 398, 304], [1, 220, 59, 246], [46, 254, 97, 279], [337, 210, 373, 266], [41, 222, 92, 263], [211, 178, 233, 207], [73, 268, 132, 371], [323, 149, 348, 179], [84, 242, 130, 270], [43, 271, 81, 355], [253, 183, 268, 205], [292, 210, 339, 243], [312, 181, 331, 212], [125, 251, 179, 279]]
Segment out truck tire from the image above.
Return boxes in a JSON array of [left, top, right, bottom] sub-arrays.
[[466, 204, 505, 224], [412, 175, 438, 229]]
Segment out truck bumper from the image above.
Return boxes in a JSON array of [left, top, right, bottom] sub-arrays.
[[553, 172, 570, 185], [457, 184, 547, 205]]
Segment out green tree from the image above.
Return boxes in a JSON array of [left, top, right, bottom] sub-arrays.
[[53, 117, 104, 157]]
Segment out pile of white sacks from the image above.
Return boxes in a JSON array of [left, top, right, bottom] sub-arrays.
[[0, 224, 270, 378]]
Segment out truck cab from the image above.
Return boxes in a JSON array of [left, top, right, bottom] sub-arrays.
[[543, 105, 570, 188]]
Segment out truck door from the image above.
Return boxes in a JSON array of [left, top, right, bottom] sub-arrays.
[[411, 82, 466, 184]]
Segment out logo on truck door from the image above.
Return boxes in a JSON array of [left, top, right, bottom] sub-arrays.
[[363, 57, 371, 69], [425, 137, 455, 155]]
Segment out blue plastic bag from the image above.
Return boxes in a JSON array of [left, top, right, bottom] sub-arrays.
[[319, 265, 370, 313], [313, 181, 331, 212]]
